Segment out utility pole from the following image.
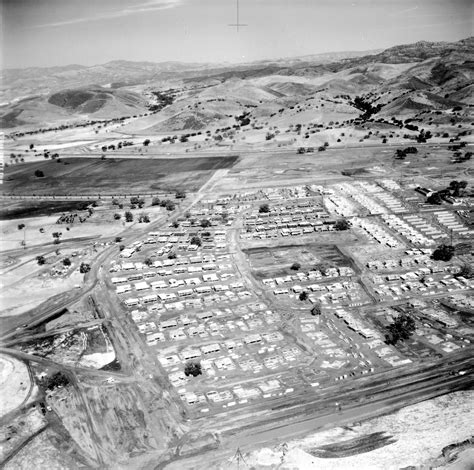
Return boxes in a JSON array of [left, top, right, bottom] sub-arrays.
[[232, 447, 248, 469]]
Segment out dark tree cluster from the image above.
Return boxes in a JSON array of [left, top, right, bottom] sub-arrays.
[[184, 362, 202, 377], [40, 371, 70, 391], [385, 313, 416, 345], [431, 244, 455, 262]]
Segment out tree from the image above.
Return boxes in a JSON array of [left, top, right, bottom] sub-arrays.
[[299, 291, 308, 301], [259, 204, 270, 213], [115, 237, 122, 243], [166, 201, 176, 211], [175, 190, 186, 199], [335, 219, 350, 231], [143, 139, 151, 146], [200, 219, 211, 228], [311, 303, 322, 316], [184, 361, 202, 377], [456, 263, 474, 279], [448, 180, 468, 198], [297, 147, 306, 154], [34, 169, 44, 178], [29, 143, 34, 150], [190, 236, 201, 246], [291, 262, 301, 271], [79, 262, 91, 273], [385, 313, 416, 345], [168, 252, 177, 259], [431, 244, 455, 262], [427, 192, 443, 205], [36, 255, 46, 265], [18, 223, 25, 230], [144, 257, 153, 266], [114, 213, 121, 220], [151, 197, 161, 206], [125, 211, 133, 222], [62, 258, 71, 266]]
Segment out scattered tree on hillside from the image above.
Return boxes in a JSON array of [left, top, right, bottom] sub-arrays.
[[259, 204, 270, 213], [36, 255, 46, 265], [172, 221, 180, 228], [138, 213, 150, 223], [200, 219, 211, 228], [291, 262, 301, 271], [175, 190, 186, 199], [144, 258, 153, 266], [34, 169, 44, 178], [18, 223, 25, 230], [125, 211, 133, 222], [143, 139, 151, 146], [62, 258, 71, 266], [114, 213, 121, 220], [151, 197, 161, 206], [299, 291, 308, 301], [385, 313, 416, 345]]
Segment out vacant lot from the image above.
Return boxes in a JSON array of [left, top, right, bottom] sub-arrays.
[[2, 156, 239, 195], [245, 244, 351, 273]]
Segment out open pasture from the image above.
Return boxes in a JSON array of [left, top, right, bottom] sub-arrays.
[[2, 156, 239, 195]]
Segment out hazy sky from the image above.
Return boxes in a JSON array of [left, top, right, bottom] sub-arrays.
[[2, 0, 472, 68]]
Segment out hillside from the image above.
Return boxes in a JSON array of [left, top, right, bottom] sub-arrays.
[[1, 37, 473, 149]]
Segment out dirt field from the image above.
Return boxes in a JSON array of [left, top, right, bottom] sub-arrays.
[[0, 354, 32, 417], [2, 156, 240, 195], [222, 391, 474, 470]]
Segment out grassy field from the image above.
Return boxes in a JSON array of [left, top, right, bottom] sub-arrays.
[[0, 200, 95, 220], [2, 156, 239, 195]]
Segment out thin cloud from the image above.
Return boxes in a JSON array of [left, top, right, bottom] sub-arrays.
[[34, 0, 183, 28], [390, 6, 419, 17]]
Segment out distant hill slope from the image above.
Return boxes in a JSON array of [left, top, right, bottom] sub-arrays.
[[1, 37, 472, 131]]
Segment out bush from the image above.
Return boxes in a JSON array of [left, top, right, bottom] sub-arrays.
[[259, 204, 270, 213], [291, 262, 301, 271], [200, 219, 211, 228], [125, 211, 133, 222], [113, 213, 121, 220], [36, 255, 46, 265], [34, 169, 44, 178], [62, 258, 71, 266], [299, 291, 308, 301]]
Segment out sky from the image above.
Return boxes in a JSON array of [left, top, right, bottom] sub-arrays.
[[1, 0, 472, 69]]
